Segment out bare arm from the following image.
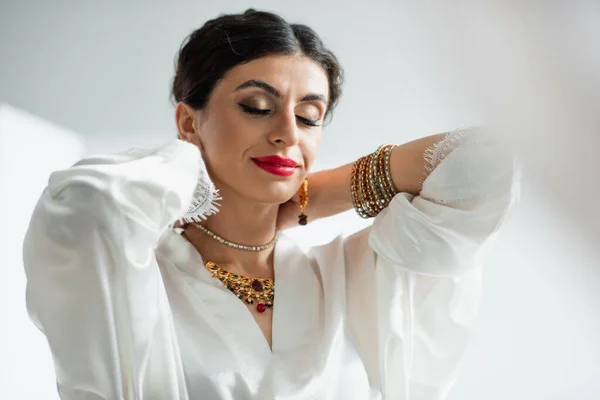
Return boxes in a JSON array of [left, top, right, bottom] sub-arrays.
[[277, 132, 447, 230]]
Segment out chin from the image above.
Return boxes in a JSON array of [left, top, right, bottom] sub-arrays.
[[247, 179, 298, 204]]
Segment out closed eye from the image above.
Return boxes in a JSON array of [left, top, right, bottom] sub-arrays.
[[296, 115, 321, 127], [239, 104, 321, 127], [239, 104, 271, 116]]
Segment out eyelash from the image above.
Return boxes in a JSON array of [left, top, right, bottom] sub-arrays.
[[239, 104, 321, 127]]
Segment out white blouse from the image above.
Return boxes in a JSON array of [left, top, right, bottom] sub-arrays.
[[23, 128, 521, 400]]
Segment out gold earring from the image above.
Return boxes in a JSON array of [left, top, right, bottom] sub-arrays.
[[298, 178, 309, 226]]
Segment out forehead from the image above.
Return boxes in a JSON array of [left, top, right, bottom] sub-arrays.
[[218, 54, 329, 100]]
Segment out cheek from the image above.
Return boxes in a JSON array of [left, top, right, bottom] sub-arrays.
[[302, 132, 323, 169], [206, 111, 253, 151], [201, 111, 266, 178]]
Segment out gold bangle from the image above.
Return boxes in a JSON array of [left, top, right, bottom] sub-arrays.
[[358, 155, 375, 217], [383, 144, 398, 196], [373, 145, 393, 205], [378, 144, 397, 200], [351, 158, 369, 219], [351, 144, 399, 219]]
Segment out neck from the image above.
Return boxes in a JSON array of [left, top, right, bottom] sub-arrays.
[[183, 185, 279, 278]]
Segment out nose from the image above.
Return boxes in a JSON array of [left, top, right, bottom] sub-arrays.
[[268, 108, 300, 148]]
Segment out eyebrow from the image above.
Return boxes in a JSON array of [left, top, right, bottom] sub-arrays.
[[234, 79, 327, 104]]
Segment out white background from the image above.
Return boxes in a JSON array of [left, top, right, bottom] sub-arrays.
[[1, 1, 599, 399]]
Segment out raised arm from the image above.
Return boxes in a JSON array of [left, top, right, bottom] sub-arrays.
[[284, 126, 518, 228], [23, 139, 218, 399]]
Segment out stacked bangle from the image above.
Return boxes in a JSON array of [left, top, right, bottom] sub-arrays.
[[351, 144, 399, 219]]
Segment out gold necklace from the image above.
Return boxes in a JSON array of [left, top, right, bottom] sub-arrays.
[[194, 223, 278, 252], [204, 261, 275, 313]]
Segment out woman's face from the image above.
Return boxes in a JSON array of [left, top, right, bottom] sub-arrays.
[[180, 54, 330, 205]]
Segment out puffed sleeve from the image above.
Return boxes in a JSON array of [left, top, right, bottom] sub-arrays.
[[23, 139, 220, 399], [366, 127, 522, 398], [369, 127, 522, 277]]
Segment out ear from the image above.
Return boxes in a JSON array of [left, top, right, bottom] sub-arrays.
[[175, 102, 204, 151]]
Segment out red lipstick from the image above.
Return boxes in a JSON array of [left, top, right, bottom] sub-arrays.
[[251, 155, 299, 177]]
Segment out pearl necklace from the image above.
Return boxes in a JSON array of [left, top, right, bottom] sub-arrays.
[[193, 223, 278, 252]]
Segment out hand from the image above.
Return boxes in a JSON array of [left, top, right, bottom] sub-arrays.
[[174, 177, 312, 232], [277, 165, 355, 231], [276, 183, 305, 231]]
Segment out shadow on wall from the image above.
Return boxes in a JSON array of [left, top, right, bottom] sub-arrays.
[[0, 103, 85, 400]]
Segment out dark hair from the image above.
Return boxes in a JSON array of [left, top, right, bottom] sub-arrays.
[[171, 9, 343, 123]]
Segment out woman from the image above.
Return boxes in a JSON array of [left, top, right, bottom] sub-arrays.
[[23, 9, 520, 400]]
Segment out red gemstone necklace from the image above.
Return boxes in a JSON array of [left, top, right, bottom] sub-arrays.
[[204, 261, 274, 313]]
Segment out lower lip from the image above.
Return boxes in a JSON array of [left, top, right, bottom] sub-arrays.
[[252, 160, 297, 177]]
